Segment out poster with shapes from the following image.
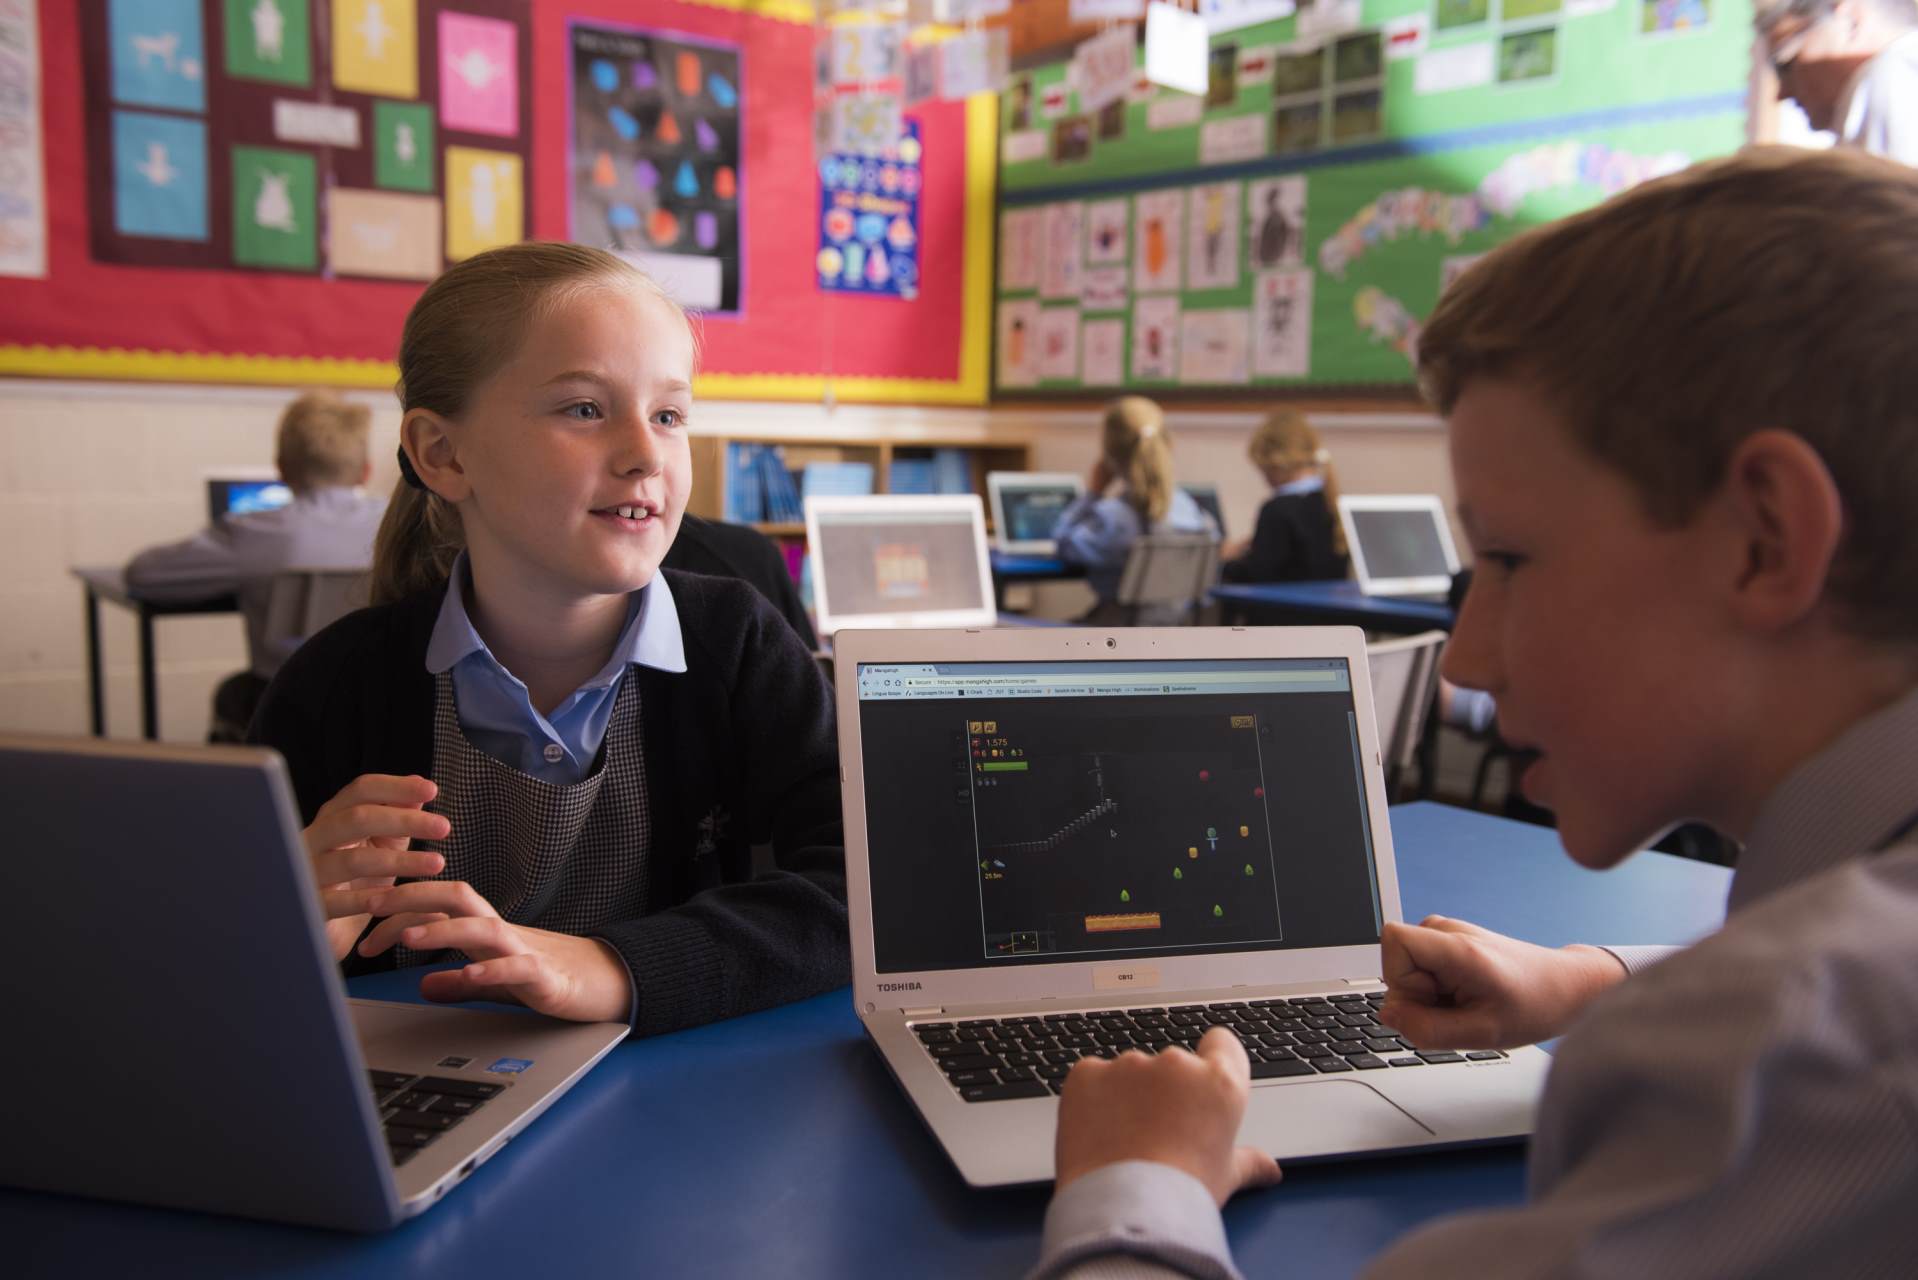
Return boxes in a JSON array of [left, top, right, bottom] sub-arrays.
[[1132, 189, 1182, 292], [333, 0, 418, 99], [0, 0, 46, 276], [1040, 201, 1083, 300], [997, 298, 1041, 388], [1131, 295, 1180, 381], [999, 207, 1040, 290], [327, 189, 440, 279], [110, 0, 207, 112], [1086, 198, 1128, 264], [1037, 307, 1081, 381], [112, 111, 208, 242], [817, 120, 922, 300], [1082, 317, 1125, 386], [440, 12, 518, 136], [375, 101, 435, 191], [225, 0, 312, 87], [1083, 265, 1130, 311], [233, 144, 317, 269], [831, 93, 903, 157], [569, 22, 743, 312], [446, 146, 522, 261], [1252, 268, 1312, 378], [1179, 309, 1249, 384], [1246, 176, 1305, 270], [1185, 181, 1240, 290]]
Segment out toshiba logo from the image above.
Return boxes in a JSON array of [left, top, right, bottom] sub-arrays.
[[877, 981, 924, 992]]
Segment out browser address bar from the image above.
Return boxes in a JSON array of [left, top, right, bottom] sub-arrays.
[[905, 671, 1337, 687]]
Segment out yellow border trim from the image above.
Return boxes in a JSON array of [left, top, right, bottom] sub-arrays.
[[680, 0, 815, 24], [0, 345, 399, 387]]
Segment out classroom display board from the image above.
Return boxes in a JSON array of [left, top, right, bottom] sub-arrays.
[[1, 0, 993, 404], [994, 0, 1751, 392]]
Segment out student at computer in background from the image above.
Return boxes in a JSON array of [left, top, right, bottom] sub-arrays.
[[250, 243, 848, 1035], [1052, 396, 1218, 623], [125, 391, 387, 742], [1218, 410, 1348, 584], [1033, 148, 1918, 1277]]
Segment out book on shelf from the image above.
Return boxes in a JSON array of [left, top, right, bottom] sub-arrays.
[[800, 461, 875, 500]]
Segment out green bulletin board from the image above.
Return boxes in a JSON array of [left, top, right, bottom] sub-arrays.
[[994, 0, 1750, 392]]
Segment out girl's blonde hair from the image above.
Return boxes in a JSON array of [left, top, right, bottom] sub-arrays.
[[1247, 410, 1346, 557], [371, 242, 693, 605], [1102, 396, 1175, 525]]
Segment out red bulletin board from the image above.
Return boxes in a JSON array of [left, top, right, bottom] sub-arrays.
[[0, 0, 994, 404]]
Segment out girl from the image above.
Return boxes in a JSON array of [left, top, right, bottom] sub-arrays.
[[1219, 410, 1348, 584], [251, 243, 848, 1035], [1051, 396, 1217, 622]]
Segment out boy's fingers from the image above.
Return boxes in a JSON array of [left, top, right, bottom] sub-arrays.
[[1229, 1145, 1284, 1196], [1385, 921, 1479, 990], [1195, 1025, 1251, 1084]]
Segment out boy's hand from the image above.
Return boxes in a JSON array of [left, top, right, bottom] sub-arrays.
[[302, 774, 449, 962], [1054, 1027, 1283, 1207], [357, 880, 634, 1025], [1378, 915, 1627, 1049]]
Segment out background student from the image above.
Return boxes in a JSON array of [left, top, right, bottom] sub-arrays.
[[125, 390, 386, 740], [252, 242, 848, 1035], [1052, 396, 1218, 622], [1034, 147, 1918, 1277], [1218, 409, 1348, 584]]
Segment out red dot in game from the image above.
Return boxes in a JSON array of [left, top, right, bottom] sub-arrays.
[[1199, 770, 1210, 782], [1254, 787, 1265, 798]]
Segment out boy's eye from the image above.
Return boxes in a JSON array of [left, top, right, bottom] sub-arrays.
[[1478, 551, 1526, 575], [561, 401, 603, 422], [653, 408, 686, 429]]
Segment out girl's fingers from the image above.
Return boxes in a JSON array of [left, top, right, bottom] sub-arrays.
[[311, 845, 443, 888], [389, 913, 523, 960], [356, 911, 451, 957], [315, 774, 439, 817], [305, 802, 449, 856], [367, 880, 498, 923]]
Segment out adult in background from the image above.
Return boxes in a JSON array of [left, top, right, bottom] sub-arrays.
[[1760, 0, 1918, 163]]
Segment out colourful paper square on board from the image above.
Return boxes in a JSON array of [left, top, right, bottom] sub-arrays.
[[333, 0, 418, 99], [232, 145, 318, 271], [375, 100, 435, 191], [110, 0, 207, 113], [224, 0, 312, 87], [445, 146, 521, 260], [328, 189, 441, 279], [112, 111, 209, 241], [439, 12, 518, 137]]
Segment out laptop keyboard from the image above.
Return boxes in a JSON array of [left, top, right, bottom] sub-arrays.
[[910, 991, 1507, 1103], [367, 1071, 505, 1166]]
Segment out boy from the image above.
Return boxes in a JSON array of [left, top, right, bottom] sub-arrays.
[[1033, 147, 1918, 1277], [127, 390, 386, 739]]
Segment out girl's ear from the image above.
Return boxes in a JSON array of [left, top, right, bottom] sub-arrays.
[[402, 409, 472, 502]]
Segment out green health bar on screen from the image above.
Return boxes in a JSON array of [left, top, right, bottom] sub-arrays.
[[982, 762, 1029, 773]]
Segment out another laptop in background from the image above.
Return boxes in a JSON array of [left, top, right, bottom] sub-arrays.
[[987, 472, 1084, 555], [1337, 494, 1461, 598], [1180, 482, 1227, 539], [804, 493, 998, 637], [206, 468, 293, 522], [0, 736, 626, 1231], [832, 624, 1550, 1188]]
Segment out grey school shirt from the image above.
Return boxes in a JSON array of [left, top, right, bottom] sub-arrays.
[[1036, 684, 1918, 1280]]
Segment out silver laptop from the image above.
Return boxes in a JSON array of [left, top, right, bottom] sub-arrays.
[[0, 736, 626, 1230], [1337, 494, 1461, 597], [804, 493, 998, 637], [834, 625, 1549, 1187], [987, 472, 1084, 555]]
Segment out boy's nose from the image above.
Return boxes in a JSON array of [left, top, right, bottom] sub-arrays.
[[1439, 585, 1499, 694]]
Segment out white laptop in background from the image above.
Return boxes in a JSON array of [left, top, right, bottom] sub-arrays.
[[986, 472, 1084, 555], [1337, 494, 1462, 597], [804, 493, 998, 637], [833, 625, 1550, 1188], [0, 736, 626, 1231]]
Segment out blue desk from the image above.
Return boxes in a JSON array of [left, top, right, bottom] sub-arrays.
[[7, 804, 1729, 1278], [990, 550, 1086, 611], [1212, 580, 1456, 635]]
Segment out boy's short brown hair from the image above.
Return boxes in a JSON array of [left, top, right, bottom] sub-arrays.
[[1418, 145, 1918, 642], [276, 391, 371, 491]]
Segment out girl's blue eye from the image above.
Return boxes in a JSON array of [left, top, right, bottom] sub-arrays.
[[654, 408, 685, 429], [563, 401, 603, 421]]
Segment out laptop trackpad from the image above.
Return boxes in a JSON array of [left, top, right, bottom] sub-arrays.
[[1240, 1079, 1433, 1157]]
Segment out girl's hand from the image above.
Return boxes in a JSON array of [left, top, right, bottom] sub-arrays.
[[302, 774, 449, 962], [359, 880, 635, 1024]]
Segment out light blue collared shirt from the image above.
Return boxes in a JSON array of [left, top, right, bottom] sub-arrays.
[[425, 556, 687, 784], [1272, 473, 1324, 498]]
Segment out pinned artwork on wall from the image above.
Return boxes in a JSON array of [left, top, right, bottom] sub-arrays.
[[817, 120, 922, 300], [569, 20, 743, 313]]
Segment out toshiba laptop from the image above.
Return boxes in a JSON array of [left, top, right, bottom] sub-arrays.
[[1337, 494, 1461, 598], [0, 736, 626, 1230], [834, 626, 1550, 1187], [987, 472, 1084, 555], [805, 494, 998, 637]]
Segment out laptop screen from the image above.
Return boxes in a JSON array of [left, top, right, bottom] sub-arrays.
[[1180, 483, 1226, 538], [814, 506, 989, 621], [208, 478, 293, 522], [997, 483, 1077, 545], [854, 658, 1383, 974], [1349, 507, 1450, 582]]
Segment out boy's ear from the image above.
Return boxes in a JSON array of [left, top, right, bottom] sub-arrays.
[[401, 408, 470, 502], [1723, 429, 1843, 633]]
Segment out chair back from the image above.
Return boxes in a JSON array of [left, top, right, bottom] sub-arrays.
[[260, 568, 371, 671], [1366, 630, 1448, 787], [1115, 532, 1219, 624]]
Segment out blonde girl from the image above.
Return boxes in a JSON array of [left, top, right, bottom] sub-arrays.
[[1220, 410, 1348, 583]]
